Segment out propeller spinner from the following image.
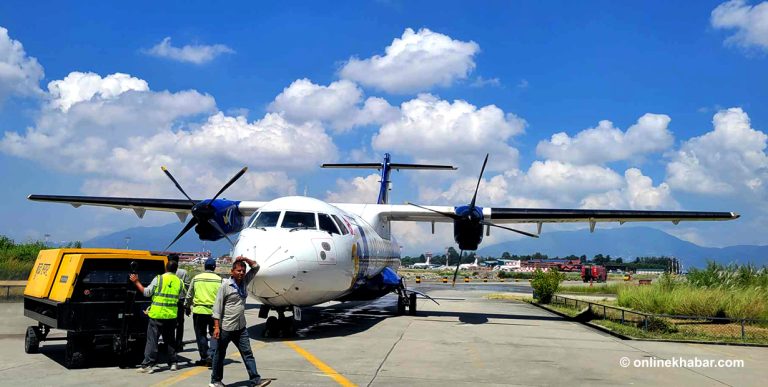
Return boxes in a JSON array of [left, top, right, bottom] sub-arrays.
[[162, 166, 247, 251]]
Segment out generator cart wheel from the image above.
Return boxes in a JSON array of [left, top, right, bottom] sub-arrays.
[[64, 336, 87, 369], [24, 326, 40, 354]]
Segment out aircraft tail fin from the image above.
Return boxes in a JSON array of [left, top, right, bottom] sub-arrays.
[[321, 153, 456, 204]]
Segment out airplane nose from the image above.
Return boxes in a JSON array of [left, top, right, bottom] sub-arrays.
[[250, 255, 298, 298]]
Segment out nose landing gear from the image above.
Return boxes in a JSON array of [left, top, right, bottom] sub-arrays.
[[260, 306, 297, 338]]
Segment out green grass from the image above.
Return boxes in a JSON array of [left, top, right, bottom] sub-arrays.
[[558, 283, 627, 294], [592, 319, 768, 345], [617, 276, 768, 320]]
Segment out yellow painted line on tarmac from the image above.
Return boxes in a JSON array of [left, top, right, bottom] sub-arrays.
[[151, 342, 265, 387], [284, 341, 357, 387]]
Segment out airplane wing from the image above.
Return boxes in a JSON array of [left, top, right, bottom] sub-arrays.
[[333, 203, 739, 231], [27, 194, 267, 220]]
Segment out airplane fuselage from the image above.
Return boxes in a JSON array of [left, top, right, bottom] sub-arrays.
[[234, 196, 400, 308]]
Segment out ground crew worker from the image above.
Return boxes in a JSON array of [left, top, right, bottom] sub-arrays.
[[168, 254, 190, 351], [131, 259, 182, 373], [185, 257, 222, 366], [209, 256, 270, 387]]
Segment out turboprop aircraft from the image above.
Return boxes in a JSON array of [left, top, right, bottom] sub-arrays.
[[28, 153, 739, 337]]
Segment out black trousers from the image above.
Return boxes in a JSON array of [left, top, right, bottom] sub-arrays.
[[142, 318, 177, 366], [176, 305, 185, 350], [192, 313, 217, 360]]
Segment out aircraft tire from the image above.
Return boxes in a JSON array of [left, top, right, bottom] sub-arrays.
[[24, 326, 40, 354], [408, 293, 417, 315], [397, 296, 406, 315], [264, 316, 278, 338]]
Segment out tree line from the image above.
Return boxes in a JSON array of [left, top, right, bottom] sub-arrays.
[[401, 249, 681, 270]]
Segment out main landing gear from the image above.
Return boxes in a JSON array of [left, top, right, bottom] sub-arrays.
[[259, 305, 297, 338]]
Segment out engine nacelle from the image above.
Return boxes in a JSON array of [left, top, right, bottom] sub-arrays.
[[193, 199, 244, 241], [453, 205, 484, 251]]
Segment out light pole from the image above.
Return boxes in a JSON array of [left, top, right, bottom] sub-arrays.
[[125, 236, 131, 250]]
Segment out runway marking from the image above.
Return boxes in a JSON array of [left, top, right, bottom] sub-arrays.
[[284, 340, 357, 387], [151, 342, 265, 387]]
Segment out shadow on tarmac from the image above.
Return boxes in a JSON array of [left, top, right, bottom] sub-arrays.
[[247, 295, 564, 342]]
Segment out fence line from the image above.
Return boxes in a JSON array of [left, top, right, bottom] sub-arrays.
[[551, 294, 768, 343]]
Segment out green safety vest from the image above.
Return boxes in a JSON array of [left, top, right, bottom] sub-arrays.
[[191, 272, 222, 315], [148, 272, 182, 320]]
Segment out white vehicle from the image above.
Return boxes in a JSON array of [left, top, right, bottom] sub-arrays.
[[28, 153, 739, 337]]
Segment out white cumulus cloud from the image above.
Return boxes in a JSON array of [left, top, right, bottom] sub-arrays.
[[580, 168, 678, 210], [339, 28, 479, 93], [666, 107, 768, 196], [711, 0, 768, 52], [324, 174, 381, 203], [372, 94, 525, 171], [144, 37, 235, 64], [536, 113, 674, 165], [0, 26, 44, 102], [268, 79, 399, 132], [47, 72, 149, 112]]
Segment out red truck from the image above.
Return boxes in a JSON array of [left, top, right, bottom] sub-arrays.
[[581, 264, 607, 283]]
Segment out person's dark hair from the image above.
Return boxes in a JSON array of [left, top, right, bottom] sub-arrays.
[[167, 259, 179, 273], [232, 260, 247, 271], [168, 254, 180, 262]]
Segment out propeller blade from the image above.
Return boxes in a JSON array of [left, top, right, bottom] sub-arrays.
[[405, 202, 460, 220], [452, 249, 464, 287], [210, 167, 248, 203], [161, 166, 195, 206], [165, 217, 199, 251], [469, 153, 489, 210], [481, 221, 539, 238], [207, 219, 236, 247]]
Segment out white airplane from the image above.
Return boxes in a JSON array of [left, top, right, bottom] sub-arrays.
[[458, 257, 480, 271], [28, 153, 739, 337], [410, 254, 434, 269]]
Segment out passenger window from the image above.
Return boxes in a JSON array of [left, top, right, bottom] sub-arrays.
[[252, 211, 280, 228], [332, 215, 349, 235], [319, 214, 340, 235], [281, 211, 317, 229]]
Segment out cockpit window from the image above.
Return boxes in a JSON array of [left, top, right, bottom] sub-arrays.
[[318, 213, 340, 235], [331, 214, 349, 235], [281, 211, 316, 229], [252, 211, 280, 228]]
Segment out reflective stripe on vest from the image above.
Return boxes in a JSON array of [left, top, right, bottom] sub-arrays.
[[148, 273, 182, 320], [192, 272, 222, 315]]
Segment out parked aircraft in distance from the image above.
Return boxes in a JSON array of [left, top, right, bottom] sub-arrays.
[[28, 153, 739, 336]]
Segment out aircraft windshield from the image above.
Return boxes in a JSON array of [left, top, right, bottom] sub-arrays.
[[281, 211, 316, 229], [252, 211, 280, 228]]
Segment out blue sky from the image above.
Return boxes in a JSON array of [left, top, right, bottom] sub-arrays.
[[0, 1, 766, 254]]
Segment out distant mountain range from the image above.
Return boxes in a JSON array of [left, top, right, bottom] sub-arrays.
[[83, 222, 233, 256], [477, 226, 768, 268], [83, 223, 768, 268]]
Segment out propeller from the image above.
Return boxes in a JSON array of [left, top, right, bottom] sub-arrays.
[[162, 166, 247, 251], [408, 154, 538, 286]]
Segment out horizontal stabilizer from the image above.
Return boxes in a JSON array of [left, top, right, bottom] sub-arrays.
[[321, 162, 456, 170]]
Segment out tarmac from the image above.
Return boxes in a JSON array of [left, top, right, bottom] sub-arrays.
[[1, 283, 766, 386]]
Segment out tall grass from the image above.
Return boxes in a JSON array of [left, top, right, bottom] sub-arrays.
[[617, 265, 768, 320]]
